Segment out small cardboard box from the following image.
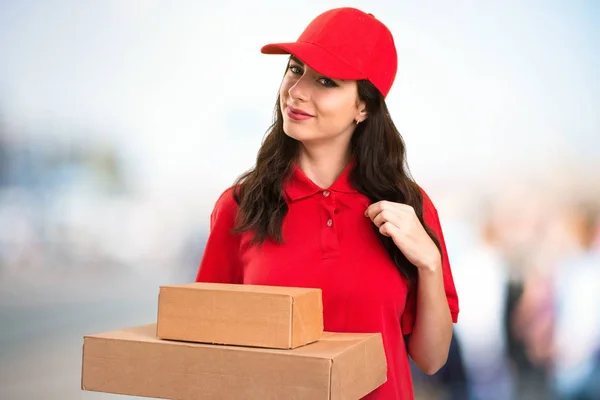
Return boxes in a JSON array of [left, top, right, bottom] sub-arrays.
[[81, 324, 387, 400], [157, 283, 323, 349]]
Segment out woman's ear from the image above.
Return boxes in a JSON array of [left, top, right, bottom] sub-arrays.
[[356, 101, 368, 123]]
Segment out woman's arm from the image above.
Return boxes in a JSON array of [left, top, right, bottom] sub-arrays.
[[196, 188, 243, 284], [407, 262, 453, 374], [365, 192, 459, 375]]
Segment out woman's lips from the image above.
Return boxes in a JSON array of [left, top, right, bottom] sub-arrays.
[[286, 105, 314, 120]]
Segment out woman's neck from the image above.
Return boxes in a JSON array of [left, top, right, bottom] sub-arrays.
[[296, 141, 352, 189]]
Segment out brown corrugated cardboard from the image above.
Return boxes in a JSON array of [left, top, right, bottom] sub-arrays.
[[156, 283, 324, 349], [81, 324, 387, 400]]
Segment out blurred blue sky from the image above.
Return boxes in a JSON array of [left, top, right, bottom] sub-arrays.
[[0, 1, 598, 199]]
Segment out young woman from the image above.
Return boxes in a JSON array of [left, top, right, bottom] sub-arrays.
[[196, 7, 460, 399]]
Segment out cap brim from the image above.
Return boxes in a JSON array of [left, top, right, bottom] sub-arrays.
[[261, 42, 366, 81]]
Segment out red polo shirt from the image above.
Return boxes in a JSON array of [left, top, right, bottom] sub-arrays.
[[195, 162, 459, 399]]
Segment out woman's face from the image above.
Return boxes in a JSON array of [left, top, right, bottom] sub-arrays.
[[279, 56, 367, 145]]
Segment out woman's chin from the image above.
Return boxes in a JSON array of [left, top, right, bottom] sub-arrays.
[[282, 125, 308, 142]]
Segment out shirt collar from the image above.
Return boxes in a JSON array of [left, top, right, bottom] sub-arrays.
[[284, 158, 358, 202]]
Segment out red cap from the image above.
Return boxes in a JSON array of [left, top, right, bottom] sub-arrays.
[[261, 7, 398, 98]]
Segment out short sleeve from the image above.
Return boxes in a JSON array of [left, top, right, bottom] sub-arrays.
[[401, 189, 460, 335], [195, 188, 244, 284]]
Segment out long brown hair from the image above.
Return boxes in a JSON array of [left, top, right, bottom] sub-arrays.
[[231, 79, 440, 284]]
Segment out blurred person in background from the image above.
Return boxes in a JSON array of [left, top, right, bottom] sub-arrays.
[[451, 201, 514, 400], [510, 257, 555, 399], [510, 196, 600, 400], [549, 202, 600, 400], [488, 190, 555, 399], [0, 125, 7, 187], [194, 7, 459, 399]]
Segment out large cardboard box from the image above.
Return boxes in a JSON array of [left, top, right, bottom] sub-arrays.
[[81, 324, 387, 400], [157, 283, 323, 349]]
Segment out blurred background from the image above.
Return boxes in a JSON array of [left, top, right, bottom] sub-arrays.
[[0, 1, 598, 399]]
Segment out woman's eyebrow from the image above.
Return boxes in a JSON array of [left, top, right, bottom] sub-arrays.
[[289, 55, 304, 66], [288, 55, 342, 82]]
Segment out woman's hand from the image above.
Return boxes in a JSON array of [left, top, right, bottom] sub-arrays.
[[365, 201, 441, 272]]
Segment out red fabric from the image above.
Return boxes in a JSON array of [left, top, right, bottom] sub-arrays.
[[196, 162, 459, 399], [260, 7, 398, 98]]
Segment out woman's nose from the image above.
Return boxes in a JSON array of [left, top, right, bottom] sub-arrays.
[[288, 76, 310, 102]]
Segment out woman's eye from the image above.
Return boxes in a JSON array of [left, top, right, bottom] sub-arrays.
[[289, 65, 302, 75], [287, 64, 337, 88], [318, 78, 338, 87]]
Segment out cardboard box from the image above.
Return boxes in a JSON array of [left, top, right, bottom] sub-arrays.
[[81, 324, 387, 400], [157, 283, 323, 349]]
